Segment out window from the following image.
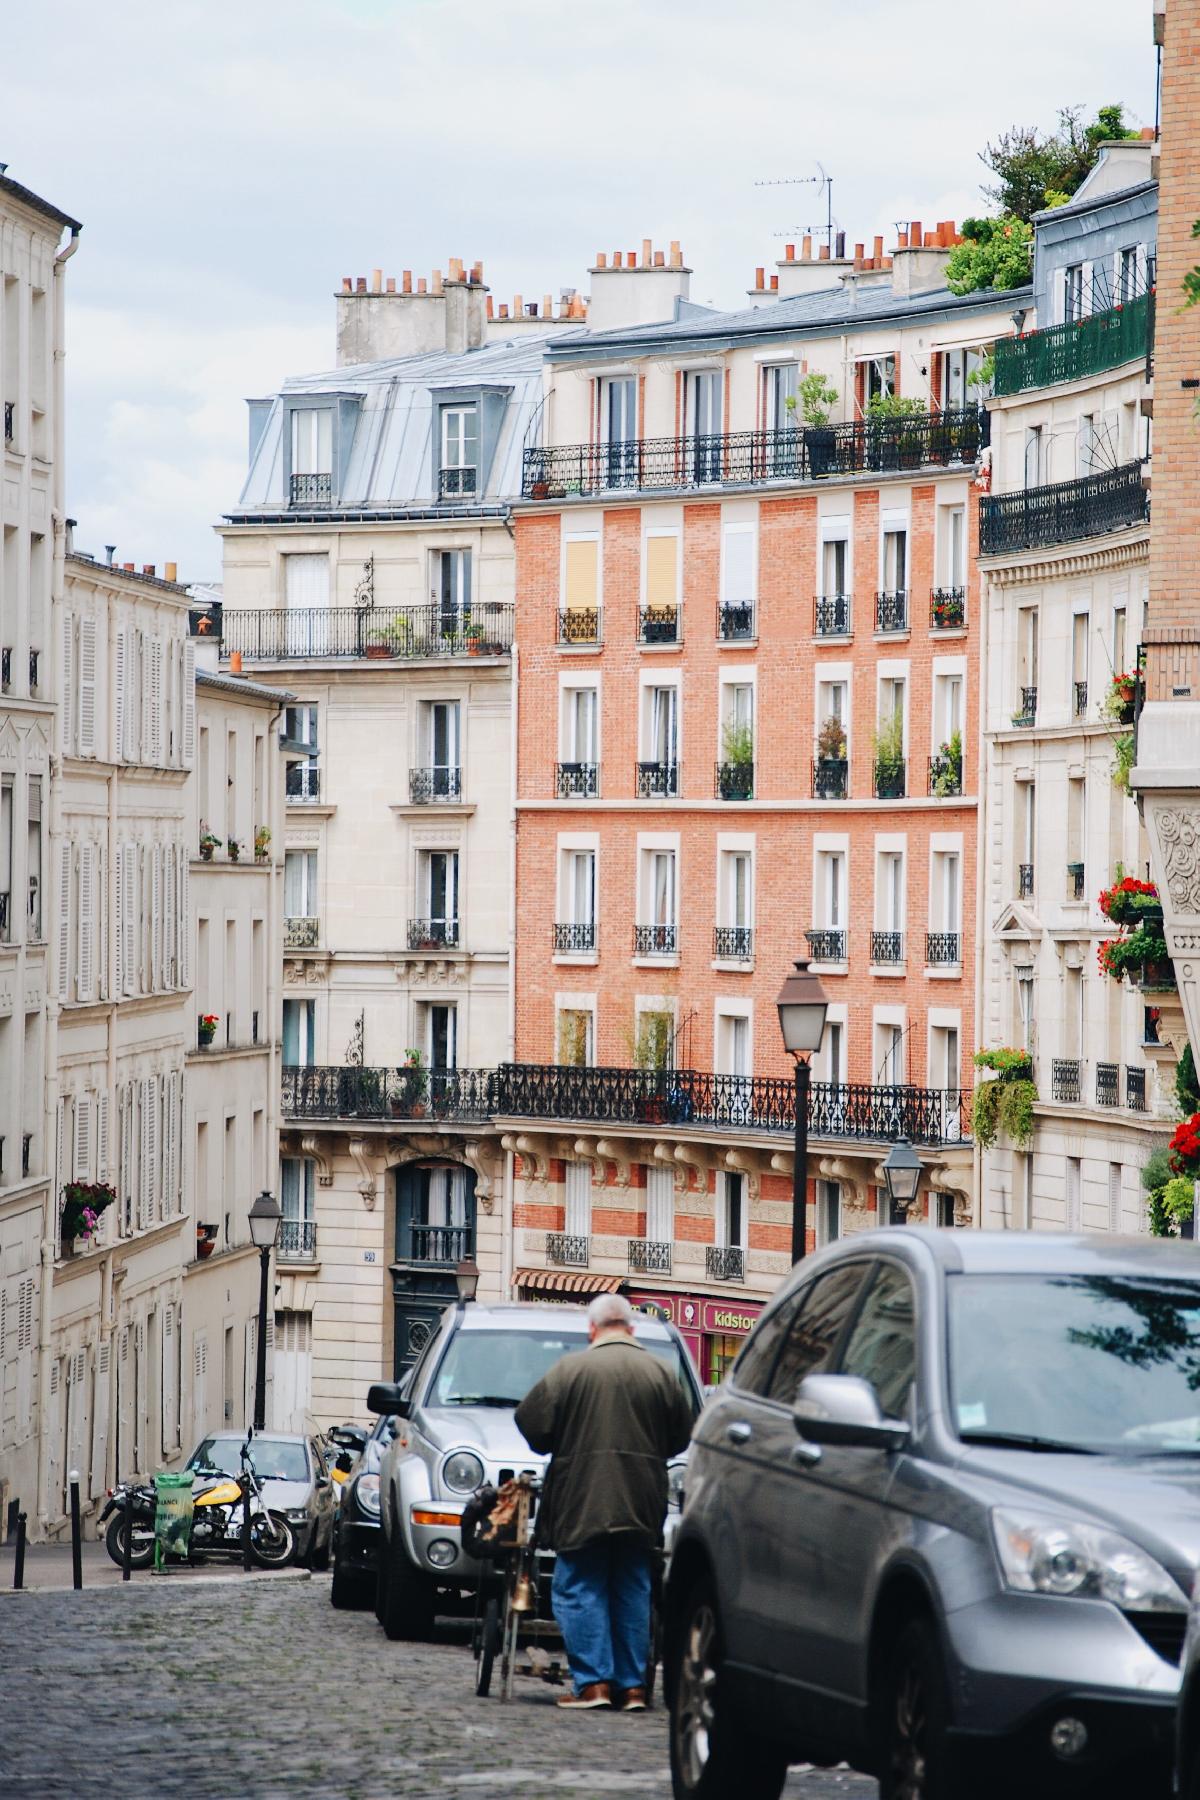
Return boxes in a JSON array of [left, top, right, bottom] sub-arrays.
[[685, 372, 722, 481], [876, 851, 905, 935], [818, 1018, 845, 1087], [1018, 779, 1036, 891], [291, 408, 331, 476], [721, 850, 752, 929], [440, 405, 478, 496], [763, 363, 797, 431], [1063, 263, 1084, 323], [0, 776, 11, 940], [432, 549, 471, 634], [644, 533, 679, 617], [282, 998, 315, 1066], [766, 1264, 869, 1403], [876, 1022, 905, 1085], [422, 700, 461, 798], [280, 1157, 316, 1225], [1112, 607, 1127, 677], [720, 525, 756, 635], [427, 1003, 457, 1070], [1066, 777, 1085, 877], [732, 1292, 805, 1395], [639, 848, 677, 952], [563, 849, 595, 929], [717, 1013, 751, 1080], [716, 1170, 746, 1250], [284, 555, 330, 654], [1071, 613, 1089, 706], [557, 1008, 593, 1066], [635, 1009, 673, 1070], [563, 687, 598, 763], [564, 1161, 592, 1237], [817, 1180, 841, 1245], [933, 673, 962, 749], [1016, 966, 1035, 1054], [839, 1263, 916, 1419], [284, 703, 319, 801], [1066, 1156, 1082, 1231], [563, 536, 600, 621], [817, 849, 845, 929], [942, 506, 966, 589], [881, 527, 907, 595], [860, 355, 895, 410], [721, 681, 753, 752], [932, 851, 961, 934], [1118, 246, 1139, 306], [422, 850, 459, 937], [941, 346, 987, 409], [284, 850, 317, 921], [602, 379, 637, 485], [643, 686, 678, 767], [1018, 606, 1039, 693], [1078, 413, 1097, 477], [930, 1023, 960, 1094], [645, 1165, 674, 1244], [26, 777, 41, 939], [1024, 425, 1043, 489], [821, 537, 847, 597]]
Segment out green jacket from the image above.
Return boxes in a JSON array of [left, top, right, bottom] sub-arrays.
[[514, 1336, 695, 1554]]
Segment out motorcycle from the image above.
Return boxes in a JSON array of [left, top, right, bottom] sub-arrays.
[[100, 1434, 295, 1570]]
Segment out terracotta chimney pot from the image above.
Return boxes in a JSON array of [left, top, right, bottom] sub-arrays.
[[802, 234, 812, 259], [165, 561, 177, 583], [596, 252, 607, 269], [356, 276, 367, 293], [785, 243, 796, 261], [402, 270, 412, 293]]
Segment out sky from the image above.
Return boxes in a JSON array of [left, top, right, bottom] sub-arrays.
[[5, 0, 1159, 580]]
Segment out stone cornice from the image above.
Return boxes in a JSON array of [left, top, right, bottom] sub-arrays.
[[981, 528, 1148, 586]]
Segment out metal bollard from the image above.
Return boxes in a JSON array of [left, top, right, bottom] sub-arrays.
[[122, 1488, 133, 1581], [13, 1511, 26, 1589], [241, 1474, 252, 1573], [69, 1471, 83, 1590]]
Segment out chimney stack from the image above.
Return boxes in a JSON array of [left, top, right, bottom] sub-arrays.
[[587, 238, 691, 332], [336, 258, 490, 363]]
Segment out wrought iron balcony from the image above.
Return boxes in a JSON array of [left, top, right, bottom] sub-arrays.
[[806, 928, 846, 963], [408, 1223, 473, 1264], [928, 753, 962, 797], [930, 587, 966, 630], [636, 760, 679, 799], [3, 401, 12, 443], [0, 648, 9, 692], [713, 925, 754, 961], [1051, 1059, 1081, 1103], [980, 462, 1148, 556], [706, 1245, 745, 1283], [282, 1064, 495, 1124], [284, 917, 319, 950], [278, 1219, 317, 1260], [639, 604, 679, 645], [220, 601, 514, 661], [28, 651, 38, 693], [1096, 1062, 1120, 1108], [554, 922, 596, 954], [1074, 681, 1088, 718], [21, 1133, 30, 1177], [874, 760, 906, 800], [634, 923, 677, 957], [716, 761, 753, 801], [0, 890, 8, 941], [290, 472, 332, 505], [871, 931, 904, 965], [548, 1232, 589, 1268], [521, 409, 986, 499], [558, 608, 600, 646], [1018, 864, 1034, 898], [993, 292, 1152, 396], [717, 601, 755, 641], [814, 594, 851, 637], [409, 766, 462, 803], [812, 758, 848, 800], [1126, 1066, 1147, 1113], [925, 932, 960, 966], [438, 465, 478, 500], [1068, 863, 1085, 901], [556, 762, 599, 798], [874, 590, 909, 634], [286, 763, 320, 802], [1013, 687, 1037, 727], [408, 918, 460, 951], [629, 1238, 672, 1275]]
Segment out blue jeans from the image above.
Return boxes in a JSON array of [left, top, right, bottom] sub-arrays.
[[551, 1537, 652, 1694]]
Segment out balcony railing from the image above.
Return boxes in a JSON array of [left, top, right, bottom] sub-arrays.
[[1096, 1062, 1120, 1108], [554, 922, 596, 954], [930, 587, 966, 630], [28, 651, 38, 693], [874, 760, 906, 800], [706, 1245, 745, 1283], [558, 608, 600, 646], [284, 917, 319, 950], [3, 401, 12, 444], [290, 472, 332, 505], [872, 931, 904, 965], [1052, 1059, 1081, 1103], [874, 590, 909, 634], [636, 760, 678, 799], [925, 932, 960, 966], [928, 754, 962, 797], [1127, 1067, 1147, 1112], [718, 601, 755, 641], [408, 1223, 473, 1264], [980, 462, 1149, 557], [634, 923, 677, 957], [1013, 687, 1037, 727], [21, 1134, 30, 1177], [283, 1061, 970, 1146], [286, 764, 320, 801], [1074, 681, 1088, 718], [716, 762, 753, 801], [278, 1218, 317, 1260], [814, 594, 851, 637], [438, 465, 478, 500], [812, 758, 848, 800], [548, 1232, 589, 1268], [409, 766, 462, 803], [639, 604, 679, 645], [522, 409, 986, 499], [1068, 863, 1086, 901], [714, 925, 754, 961], [993, 292, 1152, 396], [220, 602, 514, 662], [806, 928, 846, 963], [1018, 864, 1034, 898], [629, 1239, 672, 1275], [408, 918, 460, 951], [556, 761, 599, 799], [0, 647, 9, 692], [0, 891, 8, 941]]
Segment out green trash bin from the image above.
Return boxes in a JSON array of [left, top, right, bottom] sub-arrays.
[[154, 1470, 195, 1568]]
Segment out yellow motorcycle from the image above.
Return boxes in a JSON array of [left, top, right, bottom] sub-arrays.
[[188, 1439, 295, 1567]]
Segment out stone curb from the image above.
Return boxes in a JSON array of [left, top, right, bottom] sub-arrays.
[[1, 1567, 313, 1597]]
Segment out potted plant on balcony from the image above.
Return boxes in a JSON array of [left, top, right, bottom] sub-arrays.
[[254, 825, 271, 862], [61, 1181, 116, 1254], [866, 393, 928, 471], [931, 589, 966, 629], [786, 373, 840, 477], [464, 623, 484, 658], [197, 1012, 219, 1049], [872, 711, 905, 798], [227, 837, 242, 863], [198, 827, 220, 862], [391, 1047, 428, 1117], [719, 720, 754, 799], [196, 1222, 219, 1261], [1099, 871, 1162, 927], [971, 1047, 1037, 1148], [1098, 925, 1174, 990], [930, 730, 963, 798], [1102, 670, 1141, 725], [364, 626, 395, 660], [814, 715, 847, 797]]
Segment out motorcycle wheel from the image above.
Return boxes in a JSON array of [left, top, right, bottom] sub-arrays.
[[250, 1511, 295, 1569], [105, 1512, 155, 1570]]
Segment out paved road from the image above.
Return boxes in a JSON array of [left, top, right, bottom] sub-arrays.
[[0, 1574, 879, 1799]]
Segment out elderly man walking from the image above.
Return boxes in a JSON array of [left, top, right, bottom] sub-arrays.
[[515, 1293, 695, 1711]]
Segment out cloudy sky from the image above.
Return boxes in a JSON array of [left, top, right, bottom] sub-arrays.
[[7, 0, 1157, 579]]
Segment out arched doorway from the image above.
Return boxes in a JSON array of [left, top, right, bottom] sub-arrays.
[[390, 1163, 477, 1377]]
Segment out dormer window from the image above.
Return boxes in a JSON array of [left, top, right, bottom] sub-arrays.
[[439, 405, 478, 498], [290, 409, 332, 505]]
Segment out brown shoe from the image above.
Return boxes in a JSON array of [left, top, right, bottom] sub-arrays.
[[615, 1687, 647, 1712], [557, 1682, 612, 1709]]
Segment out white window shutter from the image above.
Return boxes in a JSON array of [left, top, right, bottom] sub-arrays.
[[1082, 258, 1094, 316], [56, 842, 73, 1002], [151, 640, 165, 764], [114, 632, 126, 764], [55, 1098, 67, 1195], [97, 1091, 110, 1182], [140, 633, 154, 764], [113, 846, 124, 999], [182, 641, 196, 767], [162, 1304, 176, 1453], [96, 847, 108, 1001], [90, 1344, 110, 1499], [149, 1077, 161, 1220], [151, 846, 163, 991], [61, 612, 74, 755], [122, 848, 136, 996], [178, 847, 190, 987], [163, 845, 175, 988], [120, 1087, 133, 1233], [78, 617, 98, 757], [165, 1069, 178, 1215], [139, 1077, 152, 1229], [74, 1095, 92, 1180], [77, 844, 95, 1002]]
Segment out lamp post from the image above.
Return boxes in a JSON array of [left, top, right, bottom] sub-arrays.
[[454, 1257, 481, 1305], [248, 1189, 282, 1431], [881, 1138, 923, 1226], [776, 956, 829, 1264]]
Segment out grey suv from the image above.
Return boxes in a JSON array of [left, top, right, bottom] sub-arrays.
[[666, 1230, 1200, 1800]]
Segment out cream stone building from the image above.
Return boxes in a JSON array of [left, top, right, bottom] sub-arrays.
[[977, 142, 1167, 1232]]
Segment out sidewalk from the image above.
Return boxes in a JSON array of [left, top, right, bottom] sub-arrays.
[[0, 1537, 311, 1593]]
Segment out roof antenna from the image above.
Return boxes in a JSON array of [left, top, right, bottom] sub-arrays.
[[755, 162, 835, 251]]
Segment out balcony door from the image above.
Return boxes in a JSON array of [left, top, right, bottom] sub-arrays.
[[646, 686, 678, 768], [425, 850, 459, 941], [428, 701, 461, 797], [282, 997, 315, 1066], [280, 1156, 316, 1259], [392, 1164, 477, 1372], [686, 371, 723, 482], [433, 548, 471, 639], [603, 378, 638, 487], [284, 554, 330, 656], [284, 850, 317, 923]]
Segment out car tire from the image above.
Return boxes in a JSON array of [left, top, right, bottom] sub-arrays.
[[309, 1529, 331, 1573], [876, 1617, 953, 1800], [667, 1577, 788, 1800], [330, 1560, 370, 1611], [378, 1519, 435, 1642]]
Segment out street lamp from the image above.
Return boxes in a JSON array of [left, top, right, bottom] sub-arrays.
[[455, 1257, 481, 1305], [248, 1189, 282, 1431], [881, 1138, 923, 1225], [776, 956, 829, 1264]]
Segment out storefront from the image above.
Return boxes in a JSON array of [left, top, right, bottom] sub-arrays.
[[627, 1291, 765, 1385]]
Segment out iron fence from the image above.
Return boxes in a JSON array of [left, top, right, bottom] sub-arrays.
[[282, 1064, 496, 1123], [0, 648, 9, 692], [925, 932, 960, 966], [287, 763, 320, 801], [928, 754, 962, 797], [1068, 864, 1086, 901], [1074, 681, 1088, 718], [408, 1223, 473, 1263], [706, 1246, 745, 1282], [1013, 686, 1037, 727], [634, 924, 677, 956], [636, 761, 679, 799], [548, 1232, 589, 1268], [812, 758, 848, 800], [629, 1239, 672, 1275], [713, 926, 754, 960], [1052, 1059, 1081, 1103], [556, 762, 599, 798], [284, 917, 319, 950], [558, 608, 601, 645], [438, 466, 478, 500], [409, 766, 462, 803], [874, 760, 906, 799], [408, 918, 460, 950], [554, 922, 596, 953], [278, 1219, 317, 1259], [1096, 1062, 1120, 1107], [993, 293, 1152, 396], [220, 602, 514, 661], [1126, 1067, 1147, 1113], [815, 594, 851, 637], [874, 590, 909, 634], [872, 931, 904, 964], [806, 928, 846, 963], [980, 462, 1148, 556], [639, 604, 680, 644], [1019, 864, 1034, 898], [290, 472, 332, 505], [930, 587, 966, 630], [716, 762, 753, 801], [718, 601, 755, 640]]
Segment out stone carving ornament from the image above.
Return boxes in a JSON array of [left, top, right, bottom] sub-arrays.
[[1156, 810, 1200, 915]]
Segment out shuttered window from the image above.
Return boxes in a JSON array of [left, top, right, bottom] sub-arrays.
[[57, 842, 72, 1002], [78, 617, 98, 757], [721, 525, 755, 604], [563, 538, 599, 612], [77, 844, 95, 1002], [645, 535, 678, 608], [61, 612, 74, 753], [182, 642, 196, 765]]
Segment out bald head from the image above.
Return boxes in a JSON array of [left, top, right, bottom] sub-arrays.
[[587, 1292, 635, 1341]]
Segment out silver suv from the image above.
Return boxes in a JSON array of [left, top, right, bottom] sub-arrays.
[[666, 1230, 1200, 1800], [368, 1300, 701, 1639]]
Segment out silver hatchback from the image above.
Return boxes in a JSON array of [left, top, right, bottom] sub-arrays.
[[666, 1231, 1200, 1800]]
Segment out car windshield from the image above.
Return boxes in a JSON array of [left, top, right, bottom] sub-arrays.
[[426, 1328, 695, 1410], [948, 1273, 1200, 1455], [187, 1436, 310, 1482]]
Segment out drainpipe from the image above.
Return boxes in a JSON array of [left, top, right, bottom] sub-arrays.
[[507, 640, 518, 1063], [971, 559, 990, 1228]]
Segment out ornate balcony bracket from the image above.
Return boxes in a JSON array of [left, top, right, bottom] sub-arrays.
[[723, 1147, 762, 1204], [594, 1138, 633, 1188], [571, 1138, 611, 1187], [348, 1137, 378, 1210], [299, 1135, 334, 1187], [924, 1159, 976, 1229], [460, 1137, 502, 1215], [670, 1141, 711, 1194], [816, 1154, 872, 1217], [503, 1133, 550, 1184]]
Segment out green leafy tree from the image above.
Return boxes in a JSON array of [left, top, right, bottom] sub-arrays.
[[981, 103, 1139, 222], [1177, 1043, 1200, 1117], [945, 216, 1034, 296]]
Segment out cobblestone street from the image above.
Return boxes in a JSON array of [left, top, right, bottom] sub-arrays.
[[0, 1575, 878, 1799]]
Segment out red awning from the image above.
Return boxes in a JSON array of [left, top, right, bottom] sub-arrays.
[[512, 1268, 624, 1296]]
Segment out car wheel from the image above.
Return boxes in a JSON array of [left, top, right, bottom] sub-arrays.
[[309, 1528, 331, 1573], [876, 1618, 953, 1800], [378, 1518, 435, 1641], [330, 1560, 370, 1611], [475, 1596, 501, 1696], [667, 1578, 787, 1800]]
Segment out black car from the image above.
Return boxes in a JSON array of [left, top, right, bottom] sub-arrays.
[[330, 1410, 401, 1609]]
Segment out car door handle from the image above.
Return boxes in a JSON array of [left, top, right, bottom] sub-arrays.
[[791, 1440, 822, 1466], [725, 1421, 752, 1445]]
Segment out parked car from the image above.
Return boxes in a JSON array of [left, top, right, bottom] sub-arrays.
[[329, 1410, 402, 1609], [666, 1230, 1200, 1800], [369, 1300, 702, 1639], [184, 1431, 336, 1568]]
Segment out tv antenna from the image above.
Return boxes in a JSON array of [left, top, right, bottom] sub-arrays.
[[755, 162, 835, 250]]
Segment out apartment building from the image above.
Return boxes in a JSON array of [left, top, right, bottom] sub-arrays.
[[979, 141, 1165, 1233]]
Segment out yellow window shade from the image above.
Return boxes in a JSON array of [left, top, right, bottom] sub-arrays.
[[646, 535, 678, 608], [564, 539, 598, 610]]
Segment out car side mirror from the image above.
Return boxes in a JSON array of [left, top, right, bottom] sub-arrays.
[[335, 1451, 354, 1474], [330, 1426, 367, 1451], [367, 1381, 412, 1418], [793, 1373, 911, 1453]]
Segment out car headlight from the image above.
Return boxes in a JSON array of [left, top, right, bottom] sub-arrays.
[[442, 1451, 485, 1495], [354, 1473, 381, 1517], [992, 1508, 1187, 1614], [285, 1508, 310, 1524], [667, 1461, 687, 1511]]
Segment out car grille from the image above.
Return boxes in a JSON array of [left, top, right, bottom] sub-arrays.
[[1127, 1610, 1188, 1665]]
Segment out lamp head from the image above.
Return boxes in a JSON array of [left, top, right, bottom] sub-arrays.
[[454, 1257, 480, 1305], [881, 1139, 923, 1210], [248, 1189, 282, 1251], [775, 956, 829, 1058]]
